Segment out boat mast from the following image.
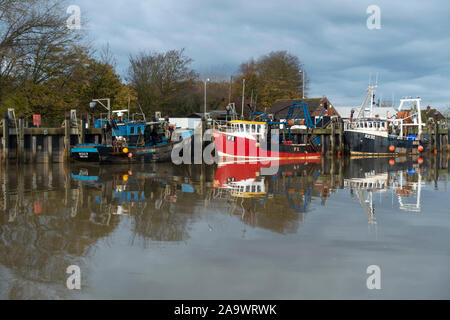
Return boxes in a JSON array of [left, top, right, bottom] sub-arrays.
[[397, 97, 424, 137], [356, 84, 376, 120]]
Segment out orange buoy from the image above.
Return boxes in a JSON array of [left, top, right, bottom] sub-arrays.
[[418, 157, 423, 164], [389, 145, 395, 152], [418, 145, 424, 152], [128, 152, 133, 158], [389, 159, 395, 166], [434, 149, 438, 154]]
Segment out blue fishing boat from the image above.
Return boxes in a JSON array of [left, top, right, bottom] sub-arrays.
[[71, 117, 149, 162], [71, 114, 192, 163]]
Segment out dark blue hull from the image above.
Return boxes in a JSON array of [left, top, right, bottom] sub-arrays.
[[71, 142, 175, 163], [344, 131, 428, 155], [71, 144, 102, 162]]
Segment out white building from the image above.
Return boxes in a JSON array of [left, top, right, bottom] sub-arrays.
[[334, 106, 398, 120]]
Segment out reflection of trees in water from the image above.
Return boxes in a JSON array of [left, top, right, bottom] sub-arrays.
[[130, 179, 198, 246], [234, 196, 300, 234], [0, 210, 117, 299], [0, 165, 118, 299]]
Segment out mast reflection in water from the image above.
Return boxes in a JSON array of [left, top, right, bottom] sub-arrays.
[[0, 155, 449, 299]]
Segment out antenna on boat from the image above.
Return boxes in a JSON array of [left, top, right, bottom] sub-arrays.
[[136, 101, 146, 122], [228, 75, 232, 104], [356, 74, 378, 120]]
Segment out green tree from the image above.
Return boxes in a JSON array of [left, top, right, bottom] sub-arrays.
[[1, 46, 134, 126], [233, 51, 307, 112]]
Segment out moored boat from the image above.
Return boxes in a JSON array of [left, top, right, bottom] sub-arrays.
[[71, 115, 191, 163], [344, 85, 429, 155], [212, 108, 322, 162]]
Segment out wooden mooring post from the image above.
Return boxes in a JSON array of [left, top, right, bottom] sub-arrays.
[[18, 114, 25, 163], [2, 113, 9, 163], [338, 122, 344, 155], [80, 114, 86, 144], [32, 136, 37, 163], [47, 135, 53, 163], [434, 122, 439, 152], [330, 122, 335, 156], [64, 114, 71, 160]]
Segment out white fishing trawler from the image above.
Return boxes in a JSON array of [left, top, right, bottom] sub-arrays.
[[343, 84, 429, 155]]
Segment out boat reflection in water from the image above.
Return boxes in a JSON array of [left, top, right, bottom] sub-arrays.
[[70, 163, 201, 243], [212, 158, 332, 234], [345, 157, 427, 227]]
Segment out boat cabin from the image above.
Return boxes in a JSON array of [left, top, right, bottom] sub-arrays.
[[344, 119, 388, 131], [228, 120, 266, 136], [111, 122, 145, 137], [228, 179, 266, 198]]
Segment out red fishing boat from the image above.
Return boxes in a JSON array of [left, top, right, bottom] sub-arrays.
[[212, 111, 322, 161]]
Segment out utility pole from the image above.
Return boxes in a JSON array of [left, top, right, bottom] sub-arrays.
[[229, 76, 232, 104], [204, 78, 210, 118]]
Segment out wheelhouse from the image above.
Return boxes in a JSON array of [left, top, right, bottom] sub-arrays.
[[228, 120, 266, 136], [344, 119, 388, 131]]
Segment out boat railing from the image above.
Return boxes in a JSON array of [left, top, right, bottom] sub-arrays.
[[344, 120, 388, 131]]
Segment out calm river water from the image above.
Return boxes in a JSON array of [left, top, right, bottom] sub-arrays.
[[0, 156, 449, 299]]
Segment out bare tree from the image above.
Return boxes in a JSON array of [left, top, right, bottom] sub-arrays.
[[0, 0, 82, 97], [128, 48, 199, 115], [99, 42, 117, 68]]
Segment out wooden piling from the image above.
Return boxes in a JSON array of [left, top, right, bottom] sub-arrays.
[[444, 134, 448, 152], [80, 114, 86, 144], [330, 122, 335, 156], [64, 114, 70, 160], [434, 122, 438, 152], [47, 135, 53, 163], [32, 136, 37, 163], [338, 157, 344, 189], [338, 122, 344, 155], [2, 113, 9, 162], [321, 135, 325, 155], [18, 114, 25, 162]]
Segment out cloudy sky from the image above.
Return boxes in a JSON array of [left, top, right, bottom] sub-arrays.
[[74, 0, 450, 108]]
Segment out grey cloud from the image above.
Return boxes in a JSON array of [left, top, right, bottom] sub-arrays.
[[75, 0, 450, 107]]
